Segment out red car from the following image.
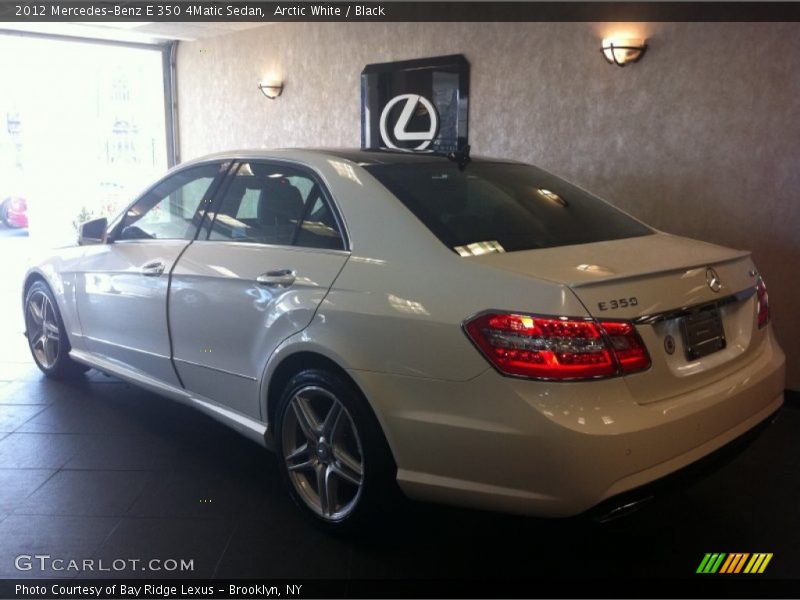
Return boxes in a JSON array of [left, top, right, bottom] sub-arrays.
[[1, 197, 28, 229]]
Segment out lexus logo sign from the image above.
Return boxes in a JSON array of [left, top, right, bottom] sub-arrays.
[[379, 94, 439, 150], [361, 54, 469, 154]]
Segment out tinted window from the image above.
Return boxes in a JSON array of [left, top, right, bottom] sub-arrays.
[[208, 162, 344, 250], [366, 162, 652, 254], [118, 163, 222, 241]]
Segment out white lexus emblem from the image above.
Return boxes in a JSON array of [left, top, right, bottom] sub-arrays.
[[379, 94, 439, 150]]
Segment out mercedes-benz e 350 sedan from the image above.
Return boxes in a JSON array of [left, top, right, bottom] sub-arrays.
[[23, 149, 785, 528]]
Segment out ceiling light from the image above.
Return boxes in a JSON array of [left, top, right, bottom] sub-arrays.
[[601, 38, 647, 67], [258, 80, 284, 99]]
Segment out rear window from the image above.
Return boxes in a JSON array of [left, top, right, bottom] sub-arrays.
[[365, 161, 652, 254]]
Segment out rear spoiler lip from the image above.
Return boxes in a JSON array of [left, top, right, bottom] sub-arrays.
[[632, 286, 756, 326], [565, 250, 752, 289]]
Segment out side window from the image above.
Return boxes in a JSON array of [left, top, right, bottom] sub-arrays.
[[117, 163, 223, 241], [294, 194, 345, 250], [208, 162, 344, 250]]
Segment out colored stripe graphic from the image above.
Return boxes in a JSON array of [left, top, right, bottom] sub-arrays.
[[734, 553, 750, 573], [698, 553, 773, 574], [697, 554, 713, 573], [710, 553, 726, 573], [720, 553, 748, 573], [744, 553, 774, 574], [697, 553, 727, 573], [719, 554, 735, 573]]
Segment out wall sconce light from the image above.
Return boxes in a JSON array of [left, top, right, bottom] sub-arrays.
[[258, 80, 284, 99], [601, 38, 647, 67]]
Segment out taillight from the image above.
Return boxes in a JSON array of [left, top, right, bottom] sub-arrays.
[[599, 320, 651, 374], [464, 312, 650, 381], [756, 276, 770, 329]]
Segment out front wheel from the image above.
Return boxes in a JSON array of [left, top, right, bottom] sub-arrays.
[[275, 368, 399, 532], [24, 281, 88, 378]]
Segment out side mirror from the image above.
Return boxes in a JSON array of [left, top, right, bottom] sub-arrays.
[[78, 217, 108, 245]]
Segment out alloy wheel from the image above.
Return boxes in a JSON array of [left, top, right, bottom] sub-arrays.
[[26, 291, 60, 369], [281, 385, 365, 521]]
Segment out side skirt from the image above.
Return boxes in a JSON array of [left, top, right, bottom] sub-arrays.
[[70, 349, 270, 448]]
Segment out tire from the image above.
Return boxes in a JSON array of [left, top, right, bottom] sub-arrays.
[[275, 367, 400, 532], [24, 281, 89, 379]]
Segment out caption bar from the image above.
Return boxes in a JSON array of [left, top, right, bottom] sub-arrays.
[[3, 2, 800, 22]]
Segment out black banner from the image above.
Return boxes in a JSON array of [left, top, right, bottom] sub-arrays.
[[4, 578, 800, 599], [2, 2, 800, 22]]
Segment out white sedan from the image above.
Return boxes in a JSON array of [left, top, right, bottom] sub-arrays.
[[22, 149, 785, 529]]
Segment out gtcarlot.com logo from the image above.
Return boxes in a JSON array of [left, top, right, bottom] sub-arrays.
[[15, 554, 194, 573], [696, 552, 773, 574]]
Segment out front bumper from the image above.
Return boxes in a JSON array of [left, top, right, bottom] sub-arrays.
[[350, 331, 785, 517]]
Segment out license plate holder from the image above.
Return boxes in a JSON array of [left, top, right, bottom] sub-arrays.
[[680, 304, 727, 360]]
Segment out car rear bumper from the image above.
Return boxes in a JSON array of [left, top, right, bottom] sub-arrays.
[[350, 330, 785, 517]]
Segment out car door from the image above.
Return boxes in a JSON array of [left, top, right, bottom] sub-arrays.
[[75, 161, 230, 385], [168, 160, 350, 418]]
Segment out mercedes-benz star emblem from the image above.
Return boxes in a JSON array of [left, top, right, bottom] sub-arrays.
[[379, 93, 439, 151], [706, 267, 722, 293]]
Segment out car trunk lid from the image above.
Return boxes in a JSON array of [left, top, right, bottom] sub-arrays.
[[471, 233, 762, 404]]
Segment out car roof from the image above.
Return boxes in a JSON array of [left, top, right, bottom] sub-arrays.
[[183, 148, 520, 167], [305, 148, 467, 165]]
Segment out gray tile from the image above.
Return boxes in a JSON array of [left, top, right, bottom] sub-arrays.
[[126, 469, 277, 520], [0, 405, 47, 432], [0, 335, 34, 364], [14, 470, 152, 517], [0, 469, 55, 513], [14, 401, 150, 435], [214, 517, 352, 579], [0, 433, 90, 469], [0, 380, 63, 405], [83, 517, 233, 579], [0, 362, 43, 383], [64, 435, 199, 471], [0, 515, 119, 578]]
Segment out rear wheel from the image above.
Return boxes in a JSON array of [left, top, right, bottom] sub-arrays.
[[275, 368, 399, 532], [24, 281, 88, 378]]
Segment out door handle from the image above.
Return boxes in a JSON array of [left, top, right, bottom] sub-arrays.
[[256, 269, 296, 288], [141, 260, 166, 276]]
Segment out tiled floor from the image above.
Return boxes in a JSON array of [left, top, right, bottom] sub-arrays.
[[0, 227, 798, 581]]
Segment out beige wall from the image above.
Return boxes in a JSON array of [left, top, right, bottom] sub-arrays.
[[176, 22, 800, 389]]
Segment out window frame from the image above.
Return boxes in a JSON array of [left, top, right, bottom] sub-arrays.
[[200, 159, 350, 252], [108, 160, 233, 244]]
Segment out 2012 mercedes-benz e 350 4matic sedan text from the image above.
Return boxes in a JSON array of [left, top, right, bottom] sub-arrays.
[[22, 149, 785, 529]]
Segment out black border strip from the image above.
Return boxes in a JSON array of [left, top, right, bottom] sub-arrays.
[[3, 577, 800, 598], [3, 2, 800, 22]]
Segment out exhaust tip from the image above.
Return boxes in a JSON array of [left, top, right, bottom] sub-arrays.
[[592, 495, 655, 524]]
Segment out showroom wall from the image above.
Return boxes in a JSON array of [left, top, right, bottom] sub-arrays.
[[176, 22, 800, 390]]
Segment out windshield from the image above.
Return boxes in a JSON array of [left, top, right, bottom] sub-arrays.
[[365, 161, 652, 254]]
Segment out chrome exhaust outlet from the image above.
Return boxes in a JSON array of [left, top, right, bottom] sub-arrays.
[[592, 495, 655, 524]]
